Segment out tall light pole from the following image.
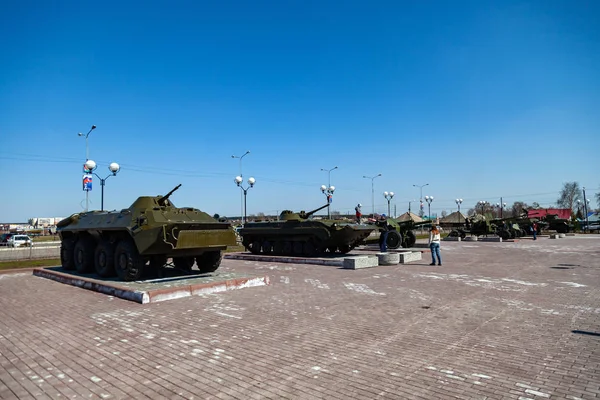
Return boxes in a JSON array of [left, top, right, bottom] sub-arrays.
[[320, 185, 335, 218], [363, 173, 382, 216], [455, 198, 463, 224], [583, 186, 589, 232], [478, 200, 488, 216], [231, 151, 250, 223], [234, 175, 255, 226], [425, 195, 434, 220], [384, 191, 394, 217], [320, 166, 338, 218], [413, 183, 429, 217], [78, 124, 97, 212]]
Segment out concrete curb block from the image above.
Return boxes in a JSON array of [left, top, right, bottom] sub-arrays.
[[398, 252, 422, 263], [376, 252, 400, 265], [343, 256, 378, 269], [32, 268, 270, 304], [444, 237, 461, 241]]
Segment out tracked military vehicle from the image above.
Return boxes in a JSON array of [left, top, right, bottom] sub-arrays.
[[57, 184, 237, 281], [238, 204, 375, 256]]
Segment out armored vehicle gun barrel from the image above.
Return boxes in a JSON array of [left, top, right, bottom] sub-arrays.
[[157, 183, 182, 207], [280, 203, 330, 221]]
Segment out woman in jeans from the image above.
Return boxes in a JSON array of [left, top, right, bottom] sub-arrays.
[[429, 225, 442, 266]]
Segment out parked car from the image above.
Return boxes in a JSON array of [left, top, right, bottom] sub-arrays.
[[6, 235, 33, 247], [584, 222, 600, 232]]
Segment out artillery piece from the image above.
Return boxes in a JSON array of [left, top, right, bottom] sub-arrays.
[[364, 217, 430, 249], [238, 204, 375, 256], [57, 184, 237, 281]]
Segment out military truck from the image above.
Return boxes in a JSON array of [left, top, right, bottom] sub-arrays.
[[57, 184, 237, 281], [238, 204, 375, 256]]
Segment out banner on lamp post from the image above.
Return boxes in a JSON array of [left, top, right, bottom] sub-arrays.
[[83, 174, 93, 191]]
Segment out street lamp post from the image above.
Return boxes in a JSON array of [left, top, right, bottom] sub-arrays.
[[424, 195, 434, 220], [78, 124, 97, 212], [232, 151, 250, 224], [320, 185, 335, 218], [320, 166, 338, 218], [413, 183, 429, 217], [455, 198, 463, 224], [383, 191, 394, 217], [478, 200, 488, 216], [363, 173, 382, 217], [84, 160, 120, 211], [235, 176, 255, 226]]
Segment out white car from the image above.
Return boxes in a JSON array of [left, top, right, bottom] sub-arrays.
[[7, 235, 33, 247]]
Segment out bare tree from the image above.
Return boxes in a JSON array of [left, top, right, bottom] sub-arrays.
[[511, 201, 529, 218], [441, 210, 447, 217], [556, 182, 582, 210]]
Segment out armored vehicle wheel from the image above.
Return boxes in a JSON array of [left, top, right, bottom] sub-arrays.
[[114, 240, 145, 281], [74, 238, 95, 273], [282, 241, 293, 255], [302, 242, 316, 256], [386, 231, 402, 249], [292, 242, 303, 255], [250, 240, 262, 255], [94, 240, 116, 277], [60, 237, 76, 270], [273, 241, 284, 255], [196, 251, 222, 273], [173, 257, 195, 271], [262, 241, 272, 254], [403, 231, 416, 248], [338, 244, 351, 254]]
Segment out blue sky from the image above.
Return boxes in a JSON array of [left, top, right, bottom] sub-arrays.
[[1, 0, 598, 222]]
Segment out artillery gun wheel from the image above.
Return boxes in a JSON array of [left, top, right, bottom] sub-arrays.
[[114, 240, 145, 281], [74, 237, 95, 273], [60, 237, 77, 270], [338, 244, 351, 254], [250, 240, 262, 255], [448, 230, 459, 237], [173, 257, 195, 272], [261, 241, 272, 255], [273, 241, 284, 255], [386, 231, 402, 249], [94, 240, 116, 277], [282, 241, 293, 255], [403, 231, 416, 248], [459, 230, 467, 240], [292, 242, 303, 255], [196, 251, 222, 273]]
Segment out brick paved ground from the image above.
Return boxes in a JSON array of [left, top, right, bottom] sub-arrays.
[[1, 236, 599, 399]]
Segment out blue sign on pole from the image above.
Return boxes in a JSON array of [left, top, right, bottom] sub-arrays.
[[83, 174, 93, 191]]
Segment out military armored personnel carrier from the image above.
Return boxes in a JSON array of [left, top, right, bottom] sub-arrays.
[[238, 204, 375, 256], [57, 184, 237, 281]]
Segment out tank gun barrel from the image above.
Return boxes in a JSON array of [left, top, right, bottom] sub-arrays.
[[304, 204, 330, 219], [157, 184, 182, 206]]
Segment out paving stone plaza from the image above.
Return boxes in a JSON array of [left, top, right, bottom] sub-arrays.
[[1, 236, 599, 399]]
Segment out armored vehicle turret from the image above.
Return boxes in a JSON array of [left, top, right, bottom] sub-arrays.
[[57, 184, 237, 281], [238, 204, 375, 256]]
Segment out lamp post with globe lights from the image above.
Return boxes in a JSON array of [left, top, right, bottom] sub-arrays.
[[383, 191, 394, 217], [455, 199, 463, 224], [478, 200, 489, 216], [320, 185, 335, 218], [235, 176, 255, 226], [363, 173, 382, 217], [84, 159, 121, 211], [424, 195, 434, 220], [231, 151, 250, 222]]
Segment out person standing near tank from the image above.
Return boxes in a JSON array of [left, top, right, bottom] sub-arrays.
[[429, 225, 442, 265], [532, 221, 538, 240], [378, 214, 390, 252], [355, 203, 362, 224]]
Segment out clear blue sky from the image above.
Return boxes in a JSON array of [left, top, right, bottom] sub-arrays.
[[1, 0, 598, 222]]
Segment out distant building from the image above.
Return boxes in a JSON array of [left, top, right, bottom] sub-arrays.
[[527, 208, 571, 220]]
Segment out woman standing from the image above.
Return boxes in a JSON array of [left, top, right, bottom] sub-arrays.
[[429, 225, 442, 266]]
